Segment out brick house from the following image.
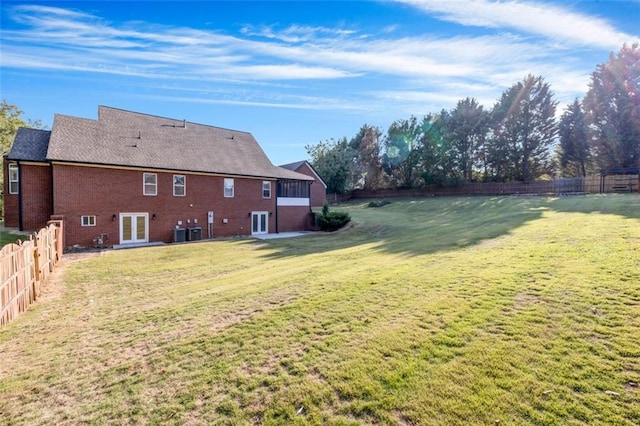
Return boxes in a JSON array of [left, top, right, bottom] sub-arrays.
[[280, 161, 327, 207], [3, 106, 317, 248]]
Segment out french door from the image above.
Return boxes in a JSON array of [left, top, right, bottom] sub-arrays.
[[251, 211, 268, 235], [120, 213, 148, 244]]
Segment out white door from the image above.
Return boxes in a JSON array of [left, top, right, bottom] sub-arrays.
[[251, 211, 268, 235], [120, 213, 148, 244]]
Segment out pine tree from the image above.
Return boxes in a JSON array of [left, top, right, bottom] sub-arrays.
[[446, 98, 488, 182], [487, 75, 558, 181], [558, 99, 590, 176], [583, 43, 640, 170]]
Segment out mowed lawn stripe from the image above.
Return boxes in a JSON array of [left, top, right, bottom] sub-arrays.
[[0, 195, 638, 425]]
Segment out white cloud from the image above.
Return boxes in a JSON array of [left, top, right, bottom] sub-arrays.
[[142, 93, 368, 112], [0, 2, 624, 117], [240, 24, 356, 43], [394, 0, 637, 49]]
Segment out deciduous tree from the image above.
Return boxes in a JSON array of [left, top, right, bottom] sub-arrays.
[[349, 125, 385, 190], [1, 100, 29, 156], [306, 137, 356, 194]]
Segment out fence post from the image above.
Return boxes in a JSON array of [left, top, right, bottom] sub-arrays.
[[47, 219, 64, 263], [33, 246, 40, 284]]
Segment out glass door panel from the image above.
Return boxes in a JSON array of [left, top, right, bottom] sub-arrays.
[[120, 213, 148, 244], [251, 212, 268, 235]]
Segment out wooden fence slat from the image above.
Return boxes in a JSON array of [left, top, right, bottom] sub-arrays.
[[0, 222, 64, 326]]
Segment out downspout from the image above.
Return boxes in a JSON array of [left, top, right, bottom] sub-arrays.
[[308, 181, 313, 230], [17, 162, 23, 231], [275, 180, 279, 234], [49, 161, 54, 219]]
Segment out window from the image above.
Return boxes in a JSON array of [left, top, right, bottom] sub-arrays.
[[173, 175, 186, 196], [143, 173, 157, 196], [224, 178, 234, 197], [8, 164, 19, 195], [262, 181, 271, 198], [81, 215, 96, 226], [277, 180, 310, 198]]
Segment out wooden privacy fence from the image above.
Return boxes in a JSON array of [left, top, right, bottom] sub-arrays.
[[328, 175, 638, 202], [0, 221, 63, 326]]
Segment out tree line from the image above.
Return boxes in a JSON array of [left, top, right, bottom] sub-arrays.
[[307, 44, 640, 193]]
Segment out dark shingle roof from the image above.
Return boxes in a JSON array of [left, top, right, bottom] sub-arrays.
[[280, 161, 307, 171], [280, 160, 327, 188], [46, 106, 312, 181], [6, 128, 51, 162]]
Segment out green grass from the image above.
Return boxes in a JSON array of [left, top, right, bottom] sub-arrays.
[[1, 195, 639, 425], [0, 229, 28, 247]]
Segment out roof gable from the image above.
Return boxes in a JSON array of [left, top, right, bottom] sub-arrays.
[[46, 106, 312, 181], [280, 161, 306, 171], [280, 160, 326, 187], [6, 128, 51, 162]]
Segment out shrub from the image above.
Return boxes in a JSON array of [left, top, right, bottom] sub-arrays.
[[367, 200, 391, 208], [317, 203, 351, 232]]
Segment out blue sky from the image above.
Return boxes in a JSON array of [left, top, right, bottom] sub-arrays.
[[1, 1, 639, 165]]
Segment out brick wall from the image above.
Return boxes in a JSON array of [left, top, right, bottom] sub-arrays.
[[2, 160, 52, 230], [277, 206, 314, 232], [20, 164, 52, 231], [52, 164, 284, 247]]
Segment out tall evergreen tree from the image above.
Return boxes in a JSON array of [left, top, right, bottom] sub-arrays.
[[583, 43, 640, 170], [382, 116, 423, 188], [418, 111, 461, 186], [446, 98, 488, 182], [558, 99, 590, 177], [488, 75, 558, 181]]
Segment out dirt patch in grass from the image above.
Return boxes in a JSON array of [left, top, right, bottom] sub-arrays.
[[37, 250, 103, 302], [513, 292, 542, 309]]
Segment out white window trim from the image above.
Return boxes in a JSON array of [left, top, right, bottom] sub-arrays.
[[8, 164, 19, 195], [262, 181, 272, 199], [143, 173, 157, 196], [173, 174, 186, 197], [81, 215, 96, 226], [224, 178, 234, 198]]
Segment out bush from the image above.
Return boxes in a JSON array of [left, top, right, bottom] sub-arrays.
[[317, 203, 351, 232], [367, 200, 391, 208]]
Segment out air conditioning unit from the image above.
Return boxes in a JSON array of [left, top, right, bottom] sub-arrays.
[[186, 227, 202, 241], [173, 227, 186, 242]]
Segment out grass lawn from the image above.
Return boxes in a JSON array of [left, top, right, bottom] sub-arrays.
[[1, 195, 639, 425], [0, 229, 29, 248]]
